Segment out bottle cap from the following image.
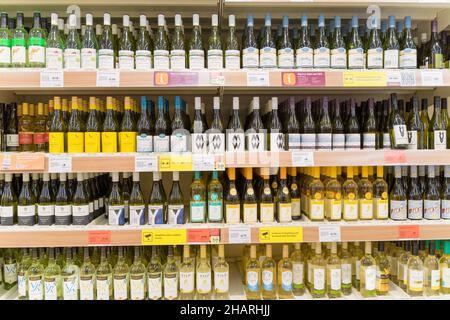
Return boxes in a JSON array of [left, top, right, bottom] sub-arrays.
[[421, 32, 427, 42], [68, 14, 76, 28], [139, 14, 146, 27], [195, 97, 201, 110], [318, 14, 325, 27], [271, 97, 278, 110], [86, 13, 93, 26], [410, 165, 417, 177], [193, 14, 199, 26], [212, 171, 218, 179], [43, 173, 50, 181], [112, 24, 117, 34], [247, 15, 254, 27], [229, 14, 235, 27], [388, 15, 395, 28], [51, 13, 58, 25], [158, 14, 165, 26], [112, 172, 119, 182], [396, 21, 403, 32], [335, 16, 341, 28], [123, 15, 130, 27], [301, 15, 308, 27], [264, 14, 271, 26], [175, 96, 182, 109], [282, 15, 288, 28], [153, 172, 159, 181], [157, 96, 164, 109], [253, 97, 259, 109], [213, 97, 220, 110], [59, 173, 66, 181], [212, 14, 218, 26], [173, 171, 179, 180], [77, 172, 83, 181], [352, 16, 358, 28], [103, 13, 111, 26], [232, 97, 239, 110], [58, 18, 64, 30], [175, 14, 182, 26]]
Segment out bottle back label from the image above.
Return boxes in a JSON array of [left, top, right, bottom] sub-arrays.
[[72, 204, 90, 225], [433, 130, 447, 150], [67, 132, 84, 153], [278, 48, 294, 68], [101, 132, 118, 152], [331, 47, 346, 68], [118, 50, 134, 70], [168, 204, 184, 224], [348, 48, 364, 68], [98, 49, 114, 69], [81, 48, 97, 69], [384, 49, 399, 69], [313, 47, 330, 68], [64, 48, 81, 69], [18, 205, 35, 225], [135, 50, 152, 70], [189, 49, 204, 70], [170, 49, 186, 70], [129, 205, 145, 225], [46, 48, 63, 69], [367, 48, 383, 68], [225, 50, 240, 70], [242, 47, 259, 68], [148, 204, 164, 224], [55, 205, 71, 225], [424, 199, 440, 220], [84, 132, 101, 152], [407, 199, 423, 219], [400, 48, 417, 68], [154, 50, 170, 70], [390, 200, 407, 220], [296, 47, 313, 68], [49, 132, 65, 153], [119, 131, 137, 152], [207, 49, 223, 70], [136, 134, 153, 152], [270, 132, 285, 151], [227, 132, 245, 151]]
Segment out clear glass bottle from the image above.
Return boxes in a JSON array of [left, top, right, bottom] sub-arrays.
[[246, 245, 261, 300], [95, 247, 112, 300], [179, 245, 195, 300], [311, 243, 326, 298], [375, 242, 390, 295], [214, 244, 229, 300], [196, 245, 212, 300], [130, 247, 146, 300], [27, 248, 44, 300], [43, 248, 62, 300], [163, 246, 179, 300], [113, 247, 129, 300], [360, 241, 377, 297], [79, 247, 96, 300], [291, 243, 304, 296], [326, 242, 341, 298], [261, 244, 276, 299], [147, 246, 162, 300], [407, 241, 424, 296]]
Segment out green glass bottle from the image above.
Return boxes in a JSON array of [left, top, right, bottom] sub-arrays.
[[64, 13, 81, 69], [190, 171, 206, 223], [390, 166, 407, 220], [407, 96, 426, 150], [81, 13, 98, 69], [429, 96, 447, 150], [113, 247, 129, 300], [154, 14, 170, 70], [207, 14, 223, 70], [301, 97, 316, 150], [168, 172, 184, 224], [129, 172, 145, 225], [118, 15, 134, 70], [37, 173, 54, 226], [429, 20, 444, 69], [136, 15, 152, 70], [54, 173, 71, 225], [44, 248, 62, 300], [107, 172, 125, 226], [3, 248, 17, 290], [0, 173, 17, 226], [163, 246, 179, 300], [98, 13, 115, 69], [317, 97, 332, 150], [154, 96, 170, 152], [363, 98, 377, 150], [129, 247, 146, 300], [383, 15, 399, 68], [72, 172, 90, 225], [46, 13, 64, 69], [11, 12, 27, 67], [345, 99, 361, 149], [0, 12, 12, 67], [17, 173, 36, 226], [245, 97, 266, 151], [389, 93, 409, 149], [225, 15, 240, 70]]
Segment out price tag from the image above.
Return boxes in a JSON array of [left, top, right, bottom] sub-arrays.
[[398, 225, 420, 239], [192, 154, 224, 171], [88, 231, 111, 245], [159, 154, 192, 171], [141, 229, 187, 245], [291, 151, 314, 167], [343, 71, 387, 87], [228, 226, 251, 244], [187, 228, 220, 243], [259, 227, 303, 243], [247, 71, 269, 86], [386, 71, 401, 86], [14, 154, 45, 170], [421, 70, 443, 86], [96, 70, 120, 87], [384, 150, 406, 164], [134, 154, 158, 172], [210, 73, 225, 85], [1, 154, 11, 170], [400, 70, 416, 86], [40, 70, 64, 87], [48, 154, 72, 173], [318, 225, 341, 242]]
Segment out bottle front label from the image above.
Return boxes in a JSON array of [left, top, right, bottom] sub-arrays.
[[317, 133, 332, 150], [345, 133, 361, 149], [364, 266, 376, 291], [408, 270, 424, 291], [407, 199, 423, 219], [393, 125, 408, 146], [64, 48, 81, 69], [363, 133, 376, 149], [101, 132, 118, 153], [4, 263, 17, 284], [310, 200, 324, 220], [296, 47, 313, 68], [118, 50, 134, 70], [67, 132, 84, 153], [246, 132, 266, 151], [225, 204, 240, 223], [46, 48, 63, 69], [270, 132, 285, 151], [430, 269, 440, 290], [247, 271, 259, 291], [329, 268, 341, 291], [348, 48, 364, 68], [153, 134, 170, 152], [208, 199, 223, 222], [130, 277, 145, 300], [79, 278, 94, 300], [424, 200, 440, 220], [18, 274, 26, 296], [384, 49, 399, 69], [197, 271, 211, 293], [442, 200, 450, 219], [278, 48, 294, 68], [332, 133, 345, 149], [326, 199, 342, 220], [189, 49, 205, 70], [227, 132, 245, 151], [169, 49, 186, 70], [190, 202, 205, 222], [0, 206, 14, 225], [331, 47, 347, 68], [287, 133, 301, 150], [71, 204, 90, 225], [98, 49, 114, 69], [281, 270, 293, 291], [19, 132, 33, 145], [313, 268, 325, 290], [81, 48, 97, 69], [55, 205, 71, 225], [300, 133, 316, 150], [313, 47, 330, 68], [293, 263, 304, 287], [225, 50, 240, 70], [12, 45, 26, 64], [400, 48, 417, 68], [443, 268, 450, 288], [44, 280, 57, 300], [148, 205, 164, 224], [119, 131, 137, 152], [129, 205, 145, 225], [28, 278, 43, 300], [407, 130, 418, 149], [136, 134, 153, 152], [343, 200, 358, 220], [359, 199, 373, 219], [207, 49, 223, 70], [342, 263, 352, 285], [260, 203, 274, 222], [278, 202, 292, 222], [243, 203, 258, 223], [433, 130, 447, 150], [49, 132, 65, 153], [260, 47, 277, 68], [38, 204, 55, 225], [192, 133, 208, 153], [214, 271, 229, 293], [262, 270, 274, 290], [0, 46, 11, 64], [168, 204, 184, 224], [291, 198, 301, 218], [367, 48, 383, 68], [243, 47, 259, 68], [108, 204, 125, 225], [135, 50, 152, 70], [208, 133, 225, 153], [164, 275, 178, 299], [63, 277, 77, 300], [390, 200, 407, 220], [18, 205, 35, 225], [113, 277, 128, 300], [84, 132, 101, 152], [154, 50, 170, 70], [180, 271, 194, 292]]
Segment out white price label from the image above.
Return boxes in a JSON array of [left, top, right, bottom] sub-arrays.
[[228, 226, 251, 244], [421, 70, 443, 86], [318, 225, 341, 242], [291, 151, 314, 167], [210, 74, 225, 86], [48, 155, 72, 173], [134, 154, 158, 172], [40, 70, 64, 87], [386, 71, 401, 85], [96, 70, 120, 87], [192, 154, 224, 171], [400, 70, 416, 86], [2, 154, 11, 170], [247, 71, 269, 86]]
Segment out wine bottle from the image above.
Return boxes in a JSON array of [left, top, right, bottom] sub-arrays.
[[317, 97, 332, 150], [46, 13, 63, 69], [18, 103, 34, 152], [268, 97, 284, 151], [37, 173, 54, 226], [196, 245, 212, 300], [360, 241, 377, 297], [407, 166, 423, 220], [67, 97, 85, 153], [225, 15, 240, 70], [260, 14, 277, 69], [168, 172, 184, 224], [27, 248, 44, 300], [0, 12, 12, 67], [148, 172, 165, 225], [54, 173, 71, 225], [246, 97, 266, 152], [17, 173, 36, 226], [301, 97, 316, 150], [424, 165, 441, 220], [98, 13, 115, 69], [277, 167, 292, 223], [367, 16, 383, 69], [189, 14, 204, 70], [119, 97, 137, 152], [348, 16, 364, 69], [169, 14, 185, 70], [118, 15, 134, 70], [81, 13, 98, 70], [179, 245, 195, 299], [64, 14, 81, 69], [209, 96, 225, 153], [345, 99, 361, 149], [296, 14, 313, 68], [309, 167, 325, 221], [313, 14, 330, 68], [407, 96, 426, 149], [226, 97, 245, 152], [383, 15, 399, 68], [407, 241, 424, 296], [261, 244, 276, 299], [208, 171, 223, 222], [375, 242, 390, 295], [11, 12, 27, 67], [389, 93, 408, 149], [190, 171, 206, 223], [277, 16, 294, 69], [342, 166, 358, 221], [358, 166, 373, 220], [362, 98, 377, 150], [331, 16, 347, 69], [423, 241, 440, 295], [136, 96, 153, 152], [163, 246, 179, 300], [134, 14, 152, 70], [113, 247, 129, 300], [429, 96, 447, 150], [0, 173, 17, 226], [390, 166, 407, 220], [129, 247, 146, 300], [154, 14, 170, 70], [207, 14, 223, 70], [326, 242, 341, 298], [191, 97, 207, 153], [400, 16, 417, 69], [289, 168, 301, 221], [241, 168, 257, 223], [153, 96, 170, 152], [107, 172, 125, 225], [311, 243, 326, 298], [429, 20, 444, 69], [72, 172, 90, 225], [242, 15, 258, 68], [34, 103, 47, 152]]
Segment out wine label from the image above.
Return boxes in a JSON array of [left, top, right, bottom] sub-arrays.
[[367, 48, 383, 68], [84, 132, 101, 153], [0, 206, 14, 226], [329, 268, 341, 291], [443, 268, 450, 288], [63, 276, 78, 300], [101, 132, 118, 153], [442, 200, 450, 219], [168, 204, 184, 224], [130, 276, 145, 300], [287, 133, 301, 150], [227, 132, 245, 151], [148, 204, 164, 224], [293, 263, 304, 288], [225, 204, 240, 223], [363, 133, 376, 149], [0, 45, 11, 65], [393, 125, 408, 146], [170, 50, 186, 70], [79, 277, 94, 300], [313, 268, 325, 290], [326, 199, 342, 220], [345, 133, 361, 149], [196, 271, 212, 293], [382, 133, 391, 149], [390, 200, 407, 220], [64, 48, 81, 69], [189, 49, 205, 70], [262, 270, 274, 291], [136, 134, 153, 152], [18, 205, 36, 226], [433, 130, 447, 150], [342, 263, 352, 285], [49, 132, 65, 153], [208, 132, 225, 153], [46, 48, 63, 69], [18, 274, 26, 297], [407, 199, 423, 219], [192, 133, 208, 153], [28, 277, 43, 300], [128, 205, 145, 225], [270, 132, 285, 151], [246, 132, 266, 151], [243, 203, 258, 222], [424, 199, 440, 220], [164, 274, 178, 299], [225, 50, 240, 70], [348, 48, 364, 68], [72, 204, 90, 225], [19, 132, 33, 146], [430, 269, 440, 290], [98, 49, 114, 69], [247, 271, 259, 291], [153, 134, 170, 152], [278, 48, 294, 68], [400, 48, 417, 69], [407, 130, 418, 149], [190, 201, 205, 223], [310, 200, 324, 220], [44, 279, 58, 300], [153, 50, 170, 70], [296, 47, 313, 68], [260, 47, 277, 68], [291, 198, 301, 219], [408, 270, 424, 291], [12, 45, 26, 64], [113, 276, 128, 300], [343, 200, 358, 220], [300, 133, 316, 150], [81, 48, 97, 69], [242, 47, 259, 68], [55, 205, 71, 225], [278, 202, 292, 222], [208, 196, 223, 222], [384, 49, 399, 69], [364, 266, 376, 291], [359, 199, 373, 219], [259, 203, 274, 222], [136, 50, 152, 70], [67, 132, 84, 153], [108, 204, 125, 225], [96, 276, 111, 300], [207, 49, 223, 70], [331, 47, 347, 68], [37, 204, 55, 225], [332, 133, 345, 149], [180, 271, 195, 293], [118, 50, 134, 70], [214, 271, 229, 293], [317, 133, 332, 150], [313, 47, 330, 68], [119, 131, 137, 152]]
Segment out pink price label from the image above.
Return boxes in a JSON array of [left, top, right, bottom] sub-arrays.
[[398, 225, 420, 239], [282, 72, 325, 87], [384, 150, 406, 164], [154, 71, 199, 86]]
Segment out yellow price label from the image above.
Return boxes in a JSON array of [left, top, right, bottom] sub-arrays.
[[343, 71, 387, 87], [259, 227, 303, 243], [159, 154, 192, 171], [141, 229, 187, 245]]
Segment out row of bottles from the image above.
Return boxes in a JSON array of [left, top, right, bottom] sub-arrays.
[[243, 240, 450, 299], [1, 11, 447, 70], [1, 244, 229, 300], [6, 92, 450, 153]]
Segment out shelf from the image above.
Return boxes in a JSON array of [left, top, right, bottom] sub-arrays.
[[2, 69, 449, 95]]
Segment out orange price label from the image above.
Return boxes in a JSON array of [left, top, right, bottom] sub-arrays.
[[282, 72, 296, 86], [14, 153, 45, 171], [398, 225, 420, 239], [384, 150, 406, 164], [187, 228, 220, 243], [154, 72, 169, 85], [88, 231, 111, 245]]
